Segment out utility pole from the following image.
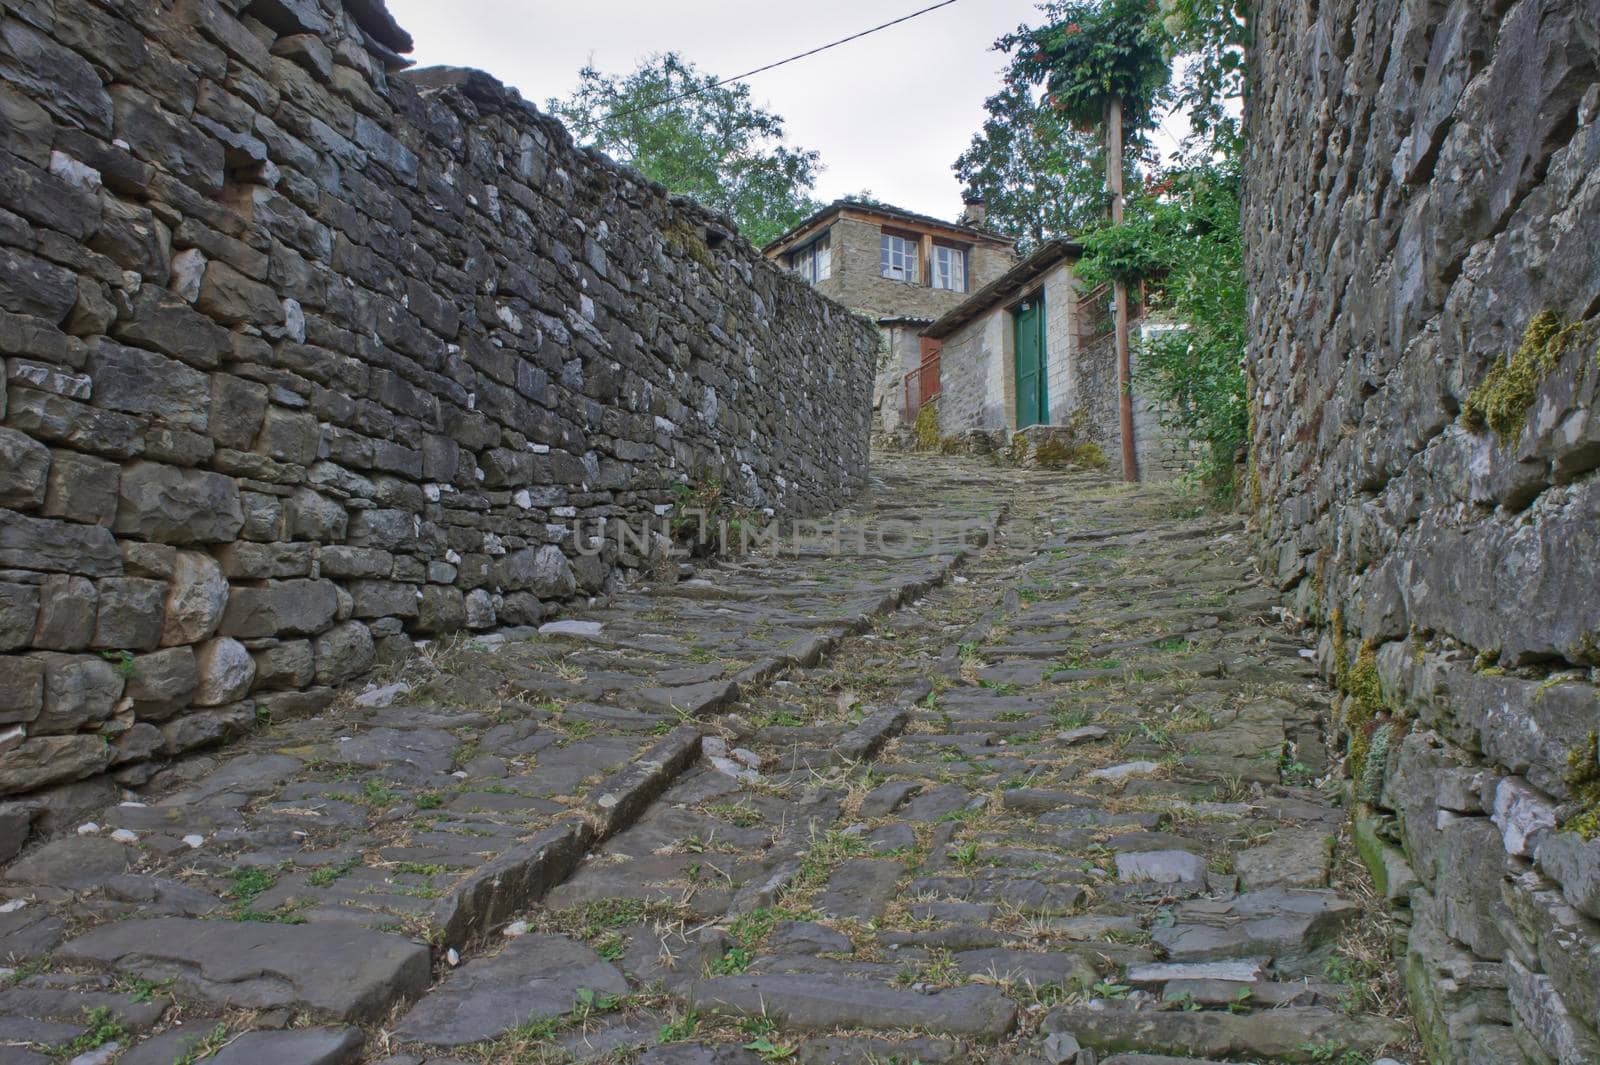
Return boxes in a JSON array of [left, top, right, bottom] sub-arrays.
[[1107, 94, 1138, 482]]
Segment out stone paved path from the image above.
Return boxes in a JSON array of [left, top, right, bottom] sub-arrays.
[[0, 455, 1413, 1064]]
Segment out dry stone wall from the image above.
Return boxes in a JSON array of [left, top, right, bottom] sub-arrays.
[[1246, 1, 1600, 1061], [0, 0, 876, 808]]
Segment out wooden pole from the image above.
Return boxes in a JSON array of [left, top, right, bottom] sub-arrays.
[[1108, 94, 1138, 482]]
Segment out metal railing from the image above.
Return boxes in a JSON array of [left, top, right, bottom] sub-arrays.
[[903, 348, 941, 419]]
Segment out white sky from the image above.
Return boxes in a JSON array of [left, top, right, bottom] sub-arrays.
[[383, 0, 1050, 222]]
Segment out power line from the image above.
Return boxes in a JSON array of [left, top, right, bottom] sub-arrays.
[[606, 0, 964, 120]]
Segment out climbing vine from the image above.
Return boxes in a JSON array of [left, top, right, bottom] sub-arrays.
[[1076, 167, 1248, 501]]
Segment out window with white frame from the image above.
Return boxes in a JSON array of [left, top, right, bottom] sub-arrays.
[[789, 231, 832, 284], [880, 232, 919, 283], [931, 244, 967, 292]]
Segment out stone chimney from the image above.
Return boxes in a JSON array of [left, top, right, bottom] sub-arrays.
[[960, 194, 988, 229]]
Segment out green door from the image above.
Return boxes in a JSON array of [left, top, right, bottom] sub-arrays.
[[1014, 295, 1048, 427]]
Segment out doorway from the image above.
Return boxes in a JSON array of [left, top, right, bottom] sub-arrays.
[[1013, 294, 1047, 428]]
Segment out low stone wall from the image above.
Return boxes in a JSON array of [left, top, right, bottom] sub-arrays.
[[1247, 1, 1600, 1060], [0, 0, 876, 808]]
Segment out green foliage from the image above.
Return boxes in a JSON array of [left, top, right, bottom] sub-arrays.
[[99, 649, 138, 679], [53, 1006, 126, 1056], [953, 78, 1116, 247], [1461, 311, 1581, 441], [1078, 167, 1247, 500], [549, 53, 822, 247], [1158, 0, 1251, 161], [1562, 732, 1600, 840], [1010, 0, 1174, 134]]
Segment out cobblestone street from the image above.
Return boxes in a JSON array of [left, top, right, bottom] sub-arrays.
[[0, 455, 1409, 1064]]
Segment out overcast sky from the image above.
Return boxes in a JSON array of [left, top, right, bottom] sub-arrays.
[[384, 0, 1049, 222]]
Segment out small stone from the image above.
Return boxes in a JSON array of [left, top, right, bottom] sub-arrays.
[[539, 620, 603, 638], [182, 834, 204, 849], [78, 822, 100, 835], [1041, 1031, 1082, 1065], [110, 828, 138, 844], [1089, 761, 1161, 782], [354, 682, 409, 708], [1056, 726, 1108, 745], [1116, 850, 1208, 884]]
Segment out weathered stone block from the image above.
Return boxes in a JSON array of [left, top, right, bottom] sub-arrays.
[[196, 260, 280, 326], [125, 645, 198, 721], [494, 545, 576, 598], [160, 702, 254, 754], [219, 579, 338, 639], [347, 579, 419, 619], [112, 292, 231, 370], [216, 541, 312, 579], [86, 339, 210, 431], [32, 574, 97, 651], [121, 542, 177, 579], [42, 449, 120, 526], [92, 577, 167, 651], [314, 620, 374, 686], [240, 492, 285, 542], [348, 508, 414, 550], [1538, 832, 1600, 925], [4, 387, 146, 459], [0, 655, 44, 724], [286, 488, 347, 541], [210, 374, 270, 450], [0, 509, 122, 576], [116, 461, 243, 544], [0, 582, 39, 652], [193, 637, 255, 706], [415, 584, 465, 634], [0, 426, 50, 509], [0, 734, 113, 796], [30, 651, 124, 734], [317, 545, 392, 579], [252, 640, 315, 691], [256, 407, 321, 464], [161, 550, 228, 646]]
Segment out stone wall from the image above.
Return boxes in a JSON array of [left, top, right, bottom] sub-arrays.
[[1246, 1, 1600, 1060], [0, 0, 877, 805]]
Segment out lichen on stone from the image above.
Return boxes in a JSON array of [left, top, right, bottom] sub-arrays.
[[1562, 732, 1600, 840], [1460, 310, 1581, 440], [662, 218, 717, 273], [1338, 634, 1385, 772], [1359, 720, 1396, 804]]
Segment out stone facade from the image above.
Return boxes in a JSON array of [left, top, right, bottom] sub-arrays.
[[1247, 1, 1600, 1061], [0, 0, 877, 801], [767, 204, 1016, 431], [802, 214, 1015, 323]]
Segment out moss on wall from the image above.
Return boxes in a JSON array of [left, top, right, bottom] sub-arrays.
[[1461, 311, 1584, 440]]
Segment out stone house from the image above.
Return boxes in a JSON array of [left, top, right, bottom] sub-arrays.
[[923, 240, 1183, 478], [763, 199, 1017, 430]]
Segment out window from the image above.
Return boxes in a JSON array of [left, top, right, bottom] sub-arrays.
[[789, 231, 831, 284], [932, 244, 967, 292], [881, 233, 919, 283]]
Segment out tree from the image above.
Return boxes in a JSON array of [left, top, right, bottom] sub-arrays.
[[548, 53, 823, 248], [954, 80, 1110, 249], [1013, 0, 1173, 481], [1075, 167, 1247, 501], [1158, 0, 1250, 163]]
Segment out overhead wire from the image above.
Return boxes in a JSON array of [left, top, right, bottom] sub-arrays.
[[604, 0, 965, 119]]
